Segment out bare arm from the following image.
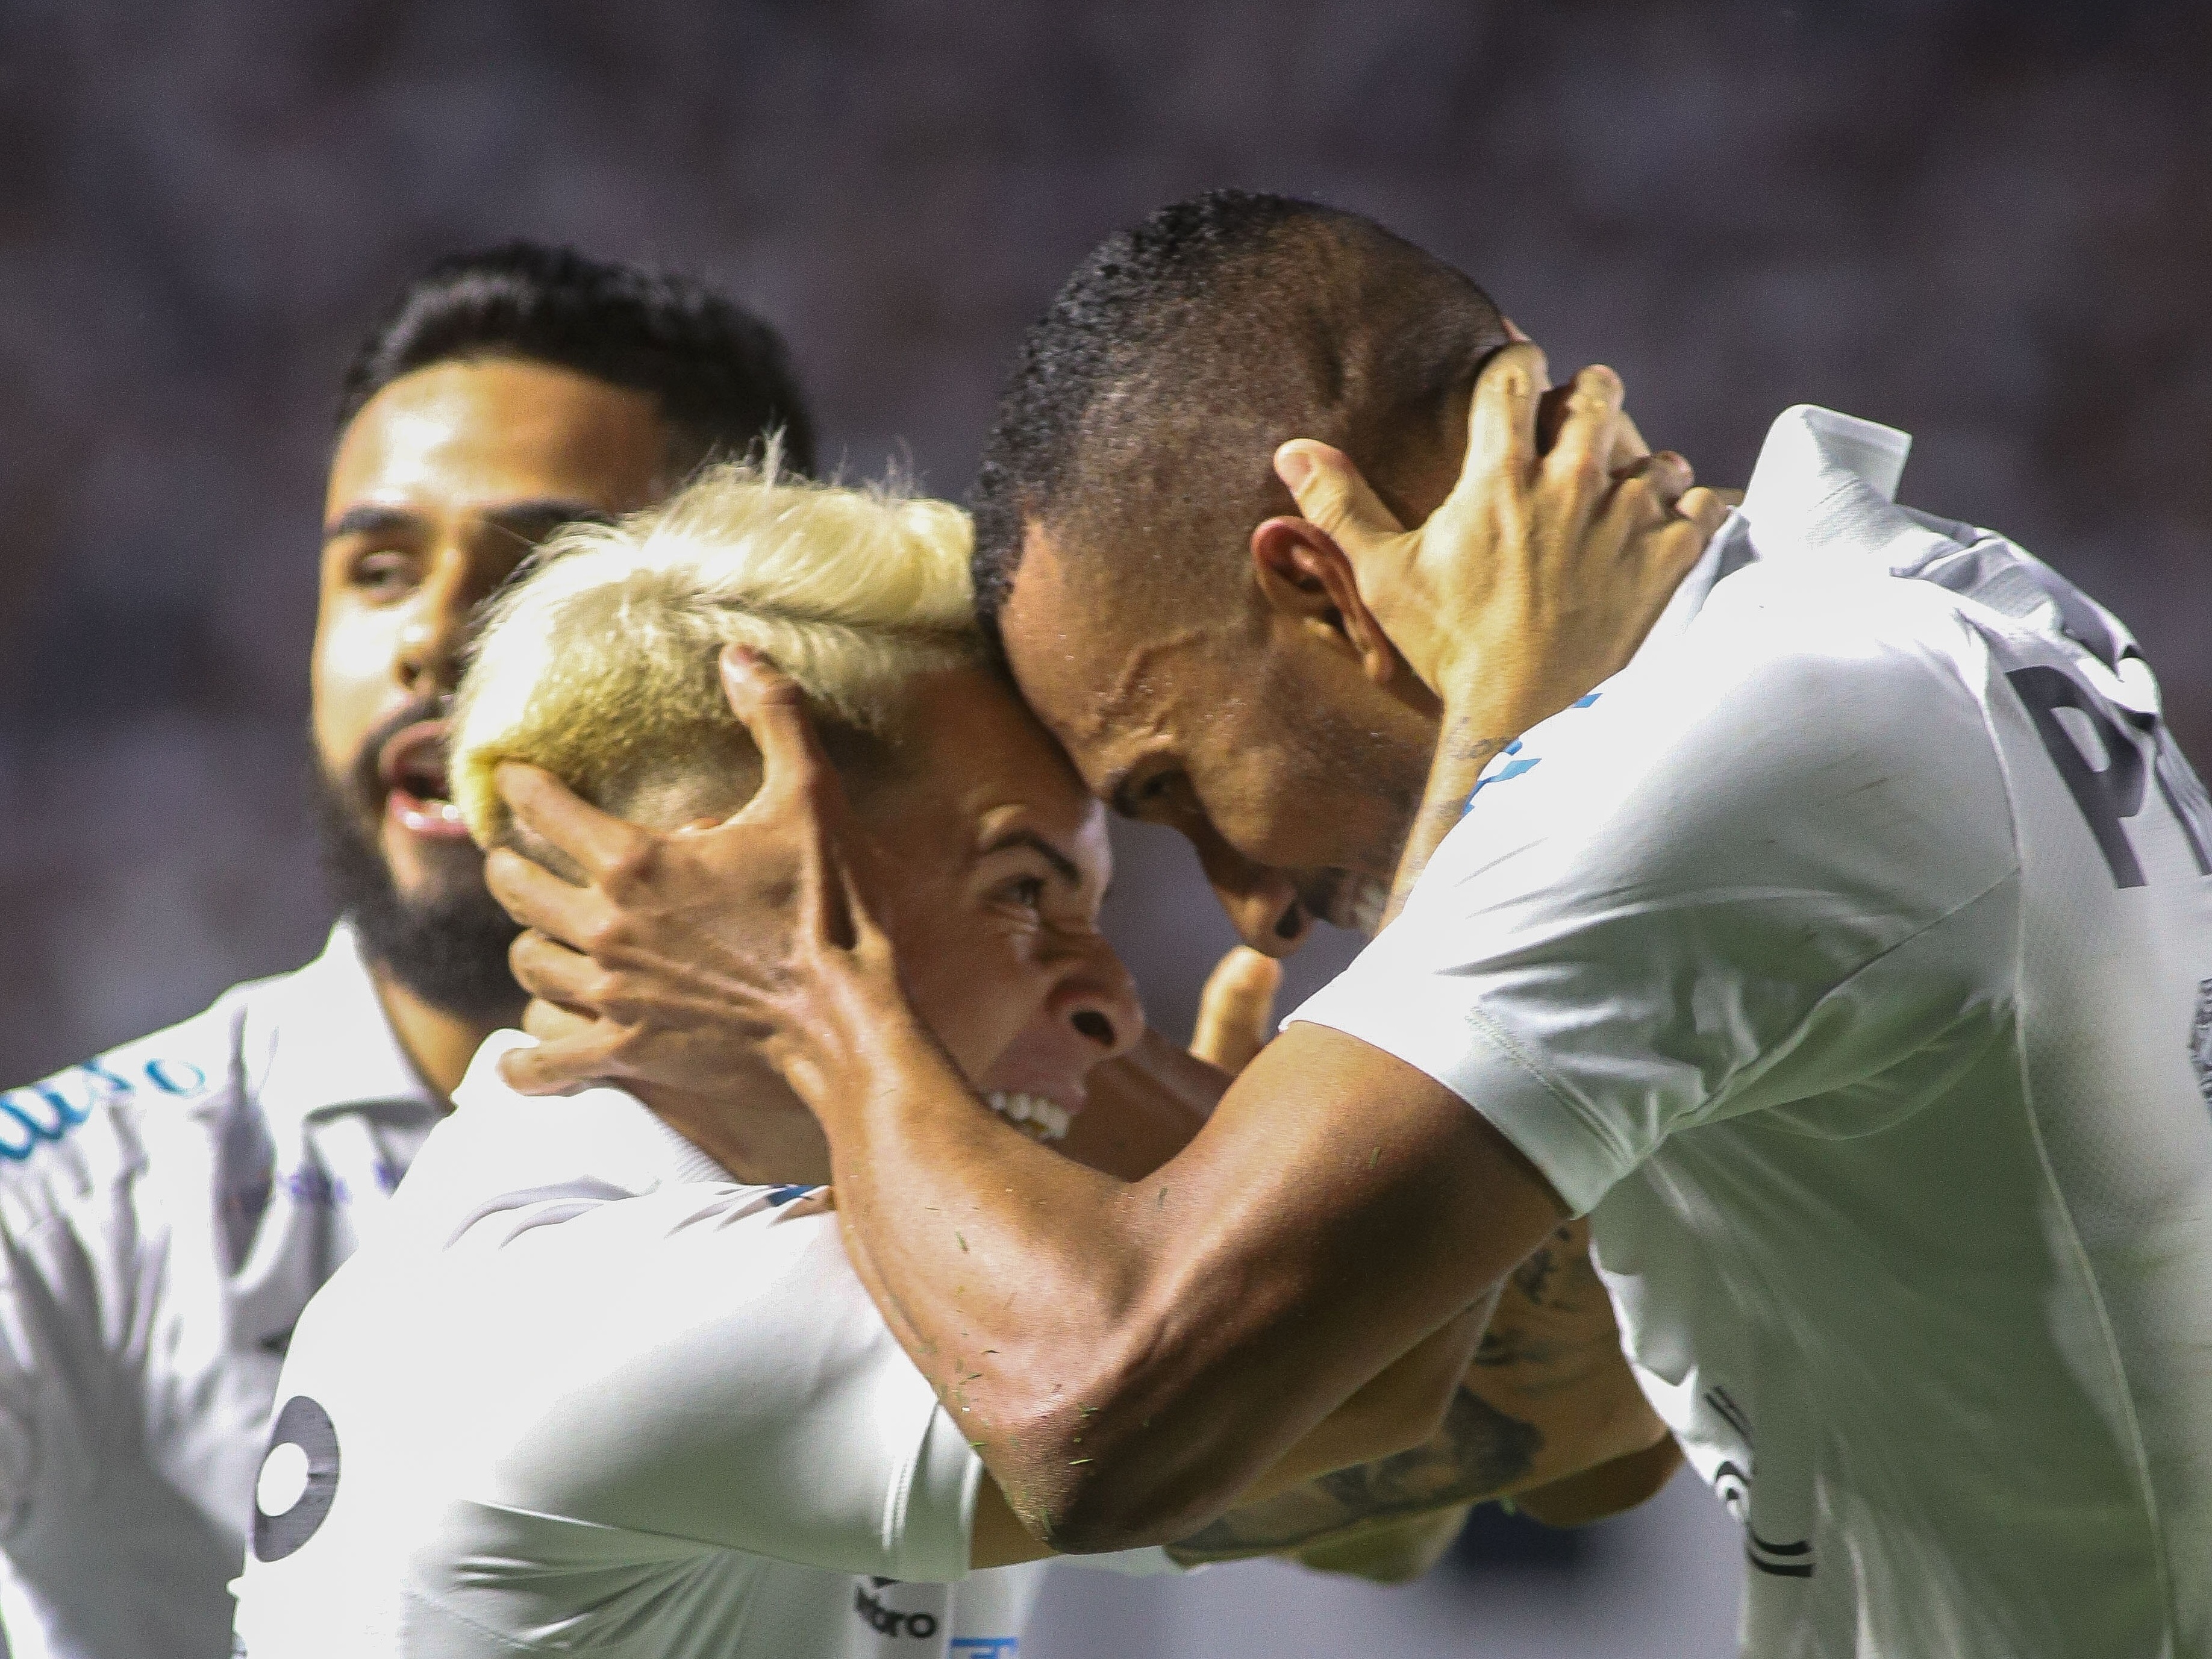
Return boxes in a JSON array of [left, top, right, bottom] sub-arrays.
[[483, 352, 1717, 1552], [1166, 1216, 1669, 1565]]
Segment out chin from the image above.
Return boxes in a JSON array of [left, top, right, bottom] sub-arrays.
[[380, 826, 488, 894], [1297, 870, 1390, 936]]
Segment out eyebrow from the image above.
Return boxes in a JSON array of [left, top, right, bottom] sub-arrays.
[[322, 498, 616, 546], [980, 827, 1084, 889]]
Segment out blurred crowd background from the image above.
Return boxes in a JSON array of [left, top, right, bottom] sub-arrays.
[[2, 2, 2206, 1653]]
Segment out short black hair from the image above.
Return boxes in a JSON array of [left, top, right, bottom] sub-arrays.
[[338, 242, 816, 475], [970, 190, 1507, 645]]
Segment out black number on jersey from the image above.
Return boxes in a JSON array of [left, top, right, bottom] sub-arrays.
[[2008, 664, 2212, 887], [252, 1395, 340, 1563]]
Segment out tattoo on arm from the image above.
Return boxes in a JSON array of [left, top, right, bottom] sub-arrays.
[[1386, 723, 1512, 926], [1167, 1389, 1542, 1562]]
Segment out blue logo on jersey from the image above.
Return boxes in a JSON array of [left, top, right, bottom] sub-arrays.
[[0, 1056, 212, 1161], [1461, 694, 1601, 816], [765, 1184, 817, 1207], [952, 1642, 1019, 1657]]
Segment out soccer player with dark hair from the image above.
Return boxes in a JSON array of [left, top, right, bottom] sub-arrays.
[[498, 192, 2212, 1655], [0, 243, 811, 1659]]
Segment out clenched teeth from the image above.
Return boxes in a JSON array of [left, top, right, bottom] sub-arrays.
[[984, 1090, 1070, 1143]]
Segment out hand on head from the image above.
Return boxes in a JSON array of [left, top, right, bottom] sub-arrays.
[[1270, 344, 1729, 724], [487, 645, 898, 1099]]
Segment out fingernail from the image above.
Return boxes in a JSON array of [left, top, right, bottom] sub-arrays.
[[1275, 445, 1314, 491]]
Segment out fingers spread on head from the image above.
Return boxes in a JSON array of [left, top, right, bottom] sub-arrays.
[[719, 646, 835, 808], [1640, 451, 1695, 509], [1273, 441, 1404, 550], [499, 1027, 619, 1096], [1676, 485, 1732, 539], [496, 763, 644, 881], [1465, 341, 1550, 483], [484, 847, 609, 946], [521, 996, 597, 1048], [508, 928, 611, 1010], [1546, 365, 1628, 491]]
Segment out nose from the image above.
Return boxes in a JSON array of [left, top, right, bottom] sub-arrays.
[[1186, 818, 1311, 956], [1052, 936, 1145, 1065], [396, 542, 498, 699], [395, 586, 469, 699]]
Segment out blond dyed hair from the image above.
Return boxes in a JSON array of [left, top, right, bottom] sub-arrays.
[[450, 456, 984, 848]]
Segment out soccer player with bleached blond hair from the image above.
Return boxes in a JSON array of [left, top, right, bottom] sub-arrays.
[[0, 243, 818, 1659], [231, 460, 1657, 1658]]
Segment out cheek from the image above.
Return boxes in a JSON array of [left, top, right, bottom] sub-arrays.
[[890, 909, 1049, 1080], [308, 609, 399, 769], [1195, 702, 1378, 868]]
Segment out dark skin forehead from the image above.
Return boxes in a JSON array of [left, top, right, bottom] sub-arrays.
[[995, 522, 1224, 808]]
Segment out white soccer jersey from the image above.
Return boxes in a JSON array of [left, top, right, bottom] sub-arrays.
[[1293, 406, 2212, 1657], [0, 924, 440, 1659], [232, 1035, 1167, 1658]]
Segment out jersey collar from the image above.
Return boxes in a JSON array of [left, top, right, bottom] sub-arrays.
[[455, 1030, 737, 1190], [1626, 403, 1926, 679], [255, 921, 440, 1128]]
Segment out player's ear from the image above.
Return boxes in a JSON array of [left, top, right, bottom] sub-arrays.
[[1249, 516, 1405, 690]]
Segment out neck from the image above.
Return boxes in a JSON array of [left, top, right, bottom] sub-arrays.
[[370, 970, 517, 1107], [633, 1076, 835, 1187]]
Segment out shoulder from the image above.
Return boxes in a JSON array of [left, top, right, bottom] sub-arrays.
[[0, 969, 289, 1232], [1544, 561, 2010, 824], [1434, 564, 2019, 931], [1672, 560, 1999, 728]]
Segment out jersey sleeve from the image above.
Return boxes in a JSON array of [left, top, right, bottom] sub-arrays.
[[0, 1255, 37, 1533], [433, 1190, 979, 1582], [1289, 585, 2020, 1215]]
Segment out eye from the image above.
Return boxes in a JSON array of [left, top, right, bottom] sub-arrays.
[[346, 548, 417, 599], [1004, 875, 1048, 912]]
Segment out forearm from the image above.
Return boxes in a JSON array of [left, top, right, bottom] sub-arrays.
[[1291, 1504, 1471, 1584], [1171, 1216, 1665, 1562], [795, 990, 1548, 1551], [1167, 1367, 1534, 1563], [1058, 1028, 1225, 1181], [1512, 1436, 1683, 1528]]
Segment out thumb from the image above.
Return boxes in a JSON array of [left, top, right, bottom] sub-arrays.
[[1274, 440, 1406, 557], [1189, 946, 1283, 1075]]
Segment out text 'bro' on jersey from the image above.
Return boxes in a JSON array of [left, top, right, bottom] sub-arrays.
[[0, 924, 440, 1659], [1292, 407, 2212, 1658]]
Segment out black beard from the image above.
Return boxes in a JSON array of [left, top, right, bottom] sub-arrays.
[[311, 711, 523, 1023]]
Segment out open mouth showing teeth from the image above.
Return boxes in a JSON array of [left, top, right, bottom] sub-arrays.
[[376, 720, 468, 837], [984, 1090, 1072, 1143]]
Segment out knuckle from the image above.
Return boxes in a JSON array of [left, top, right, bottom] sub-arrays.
[[586, 968, 634, 1016], [601, 835, 659, 895], [576, 913, 630, 962], [755, 676, 809, 712]]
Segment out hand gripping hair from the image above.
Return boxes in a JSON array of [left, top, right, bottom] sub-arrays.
[[450, 447, 984, 858]]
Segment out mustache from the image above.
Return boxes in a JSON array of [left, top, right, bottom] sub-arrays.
[[337, 696, 449, 805]]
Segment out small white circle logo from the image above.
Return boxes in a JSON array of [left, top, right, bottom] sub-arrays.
[[255, 1442, 311, 1520]]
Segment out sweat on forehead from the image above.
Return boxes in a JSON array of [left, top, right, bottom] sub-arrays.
[[970, 189, 1511, 645]]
